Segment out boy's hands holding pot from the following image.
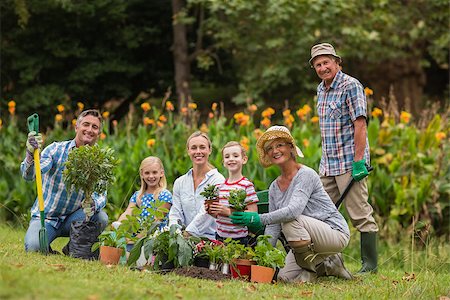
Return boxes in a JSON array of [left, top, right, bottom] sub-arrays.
[[208, 201, 231, 217]]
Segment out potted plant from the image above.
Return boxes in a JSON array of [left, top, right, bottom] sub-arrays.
[[224, 239, 255, 280], [192, 239, 211, 268], [128, 224, 193, 271], [200, 184, 219, 214], [227, 188, 248, 212], [63, 145, 119, 259], [250, 235, 286, 283], [204, 240, 224, 270], [91, 228, 127, 265]]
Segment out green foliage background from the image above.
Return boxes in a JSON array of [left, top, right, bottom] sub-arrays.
[[1, 100, 448, 241]]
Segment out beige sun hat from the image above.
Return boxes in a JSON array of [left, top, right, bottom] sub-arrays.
[[309, 43, 342, 66], [256, 125, 304, 168]]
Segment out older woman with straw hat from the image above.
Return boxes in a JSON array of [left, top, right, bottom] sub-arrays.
[[231, 125, 352, 282]]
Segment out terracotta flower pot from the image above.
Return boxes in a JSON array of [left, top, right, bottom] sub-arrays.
[[250, 265, 275, 283], [230, 259, 256, 280], [99, 245, 123, 265]]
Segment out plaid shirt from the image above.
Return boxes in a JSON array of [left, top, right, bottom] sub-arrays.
[[317, 70, 370, 176], [20, 139, 106, 229]]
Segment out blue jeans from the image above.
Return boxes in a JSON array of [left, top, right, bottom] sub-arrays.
[[24, 208, 108, 252]]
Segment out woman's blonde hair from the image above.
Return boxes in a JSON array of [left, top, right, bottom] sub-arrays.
[[221, 141, 247, 158], [186, 131, 215, 170], [137, 156, 167, 203]]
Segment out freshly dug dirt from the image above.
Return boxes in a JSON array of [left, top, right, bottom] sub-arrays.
[[173, 266, 232, 281]]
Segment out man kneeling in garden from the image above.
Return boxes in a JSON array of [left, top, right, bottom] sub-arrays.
[[21, 109, 108, 253], [231, 126, 352, 282]]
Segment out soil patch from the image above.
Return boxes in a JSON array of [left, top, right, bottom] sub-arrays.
[[173, 266, 232, 281]]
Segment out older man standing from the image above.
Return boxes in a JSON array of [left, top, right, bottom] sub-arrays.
[[310, 43, 378, 273]]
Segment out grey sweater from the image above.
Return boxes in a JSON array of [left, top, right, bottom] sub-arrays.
[[260, 165, 350, 246]]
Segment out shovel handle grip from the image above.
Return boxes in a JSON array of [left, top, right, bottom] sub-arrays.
[[27, 113, 39, 133]]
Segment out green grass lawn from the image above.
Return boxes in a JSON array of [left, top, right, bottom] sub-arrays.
[[0, 224, 449, 300]]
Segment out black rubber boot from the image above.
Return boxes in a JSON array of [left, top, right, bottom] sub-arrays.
[[357, 232, 378, 273]]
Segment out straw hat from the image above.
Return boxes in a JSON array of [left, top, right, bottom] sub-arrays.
[[309, 43, 342, 66], [256, 125, 304, 168]]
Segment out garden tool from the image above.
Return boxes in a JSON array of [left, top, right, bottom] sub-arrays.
[[27, 113, 49, 254], [335, 165, 373, 209]]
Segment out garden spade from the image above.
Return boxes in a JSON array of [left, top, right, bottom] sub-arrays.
[[335, 165, 373, 209], [27, 113, 49, 254]]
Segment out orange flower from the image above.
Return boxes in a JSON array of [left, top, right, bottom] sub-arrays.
[[211, 102, 218, 111], [302, 139, 310, 148], [77, 102, 84, 111], [57, 104, 65, 113], [165, 101, 174, 111], [112, 120, 118, 127], [261, 107, 275, 118], [371, 108, 382, 118], [141, 102, 151, 112], [157, 121, 164, 128], [248, 104, 258, 113], [233, 112, 250, 126], [435, 132, 446, 142], [284, 113, 295, 128], [253, 129, 263, 140], [260, 117, 271, 128], [400, 111, 411, 123], [311, 116, 319, 123], [102, 111, 110, 118], [296, 108, 306, 120], [240, 136, 250, 152], [146, 139, 155, 148], [181, 107, 188, 115], [0, 118, 2, 129], [143, 117, 155, 126], [188, 103, 197, 110], [208, 112, 214, 119], [8, 100, 16, 114], [200, 123, 209, 133], [55, 114, 63, 122], [282, 109, 291, 118], [364, 87, 374, 96], [100, 133, 106, 140], [72, 119, 77, 127], [158, 115, 167, 123], [302, 104, 312, 115]]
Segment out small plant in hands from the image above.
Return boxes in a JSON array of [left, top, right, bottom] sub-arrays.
[[227, 188, 248, 211], [250, 235, 286, 269], [200, 184, 219, 212], [63, 145, 119, 220]]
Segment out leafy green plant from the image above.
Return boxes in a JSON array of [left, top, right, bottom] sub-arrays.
[[250, 235, 286, 269], [227, 188, 247, 211], [204, 240, 224, 264], [63, 145, 119, 221], [129, 224, 193, 269], [200, 184, 219, 203], [223, 238, 253, 261], [91, 229, 127, 252]]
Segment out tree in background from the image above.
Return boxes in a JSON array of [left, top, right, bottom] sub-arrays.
[[1, 0, 173, 125]]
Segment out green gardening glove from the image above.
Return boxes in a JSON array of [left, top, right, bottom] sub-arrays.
[[230, 212, 262, 231], [352, 159, 368, 181]]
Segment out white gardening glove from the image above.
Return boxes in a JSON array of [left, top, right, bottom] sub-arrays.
[[26, 131, 43, 153]]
